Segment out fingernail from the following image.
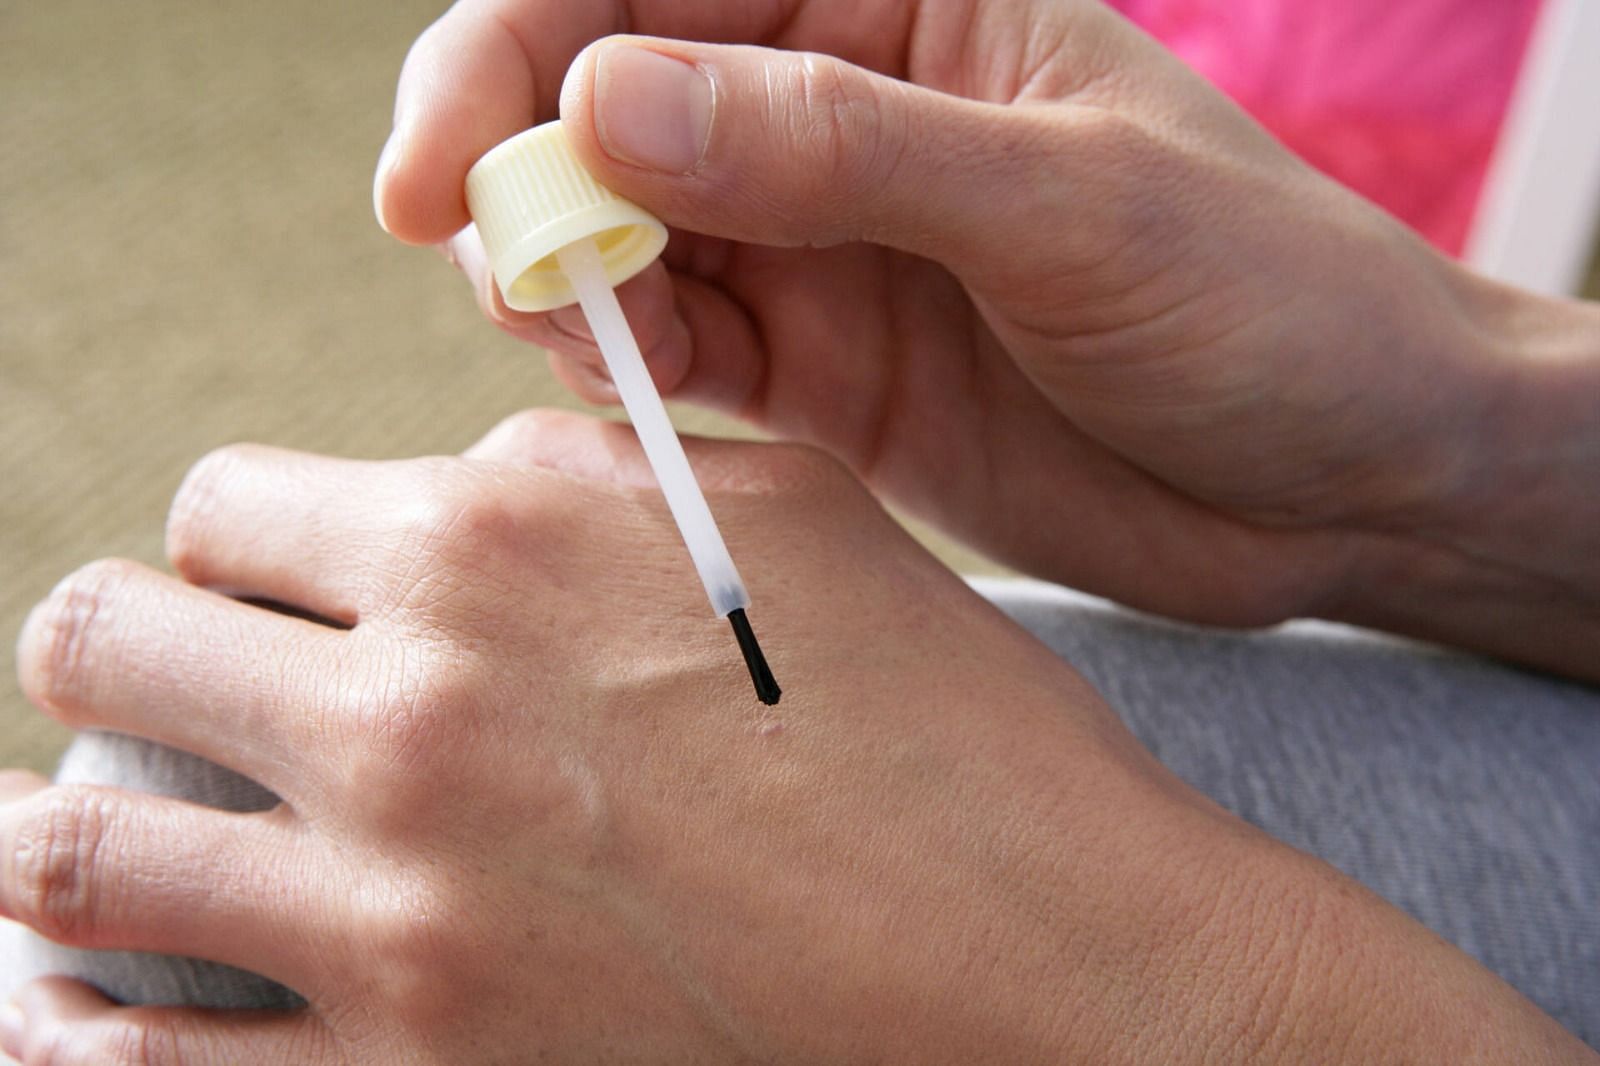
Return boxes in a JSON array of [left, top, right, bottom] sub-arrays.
[[594, 44, 712, 174], [0, 1000, 23, 1059], [548, 304, 593, 342], [372, 127, 404, 233], [444, 223, 488, 282]]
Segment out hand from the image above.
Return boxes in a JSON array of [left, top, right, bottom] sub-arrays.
[[2, 411, 1587, 1064], [375, 0, 1600, 680], [370, 1, 1494, 610]]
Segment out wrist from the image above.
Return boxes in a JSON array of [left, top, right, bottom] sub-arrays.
[[1455, 280, 1600, 558], [1193, 832, 1596, 1063], [1331, 274, 1600, 680], [1016, 793, 1587, 1063]]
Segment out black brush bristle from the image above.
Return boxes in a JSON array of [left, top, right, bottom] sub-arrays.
[[726, 608, 781, 705]]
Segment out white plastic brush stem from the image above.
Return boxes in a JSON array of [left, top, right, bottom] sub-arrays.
[[554, 236, 751, 618]]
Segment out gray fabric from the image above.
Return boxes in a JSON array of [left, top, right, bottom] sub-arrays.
[[974, 577, 1599, 1047], [3, 577, 1596, 1048]]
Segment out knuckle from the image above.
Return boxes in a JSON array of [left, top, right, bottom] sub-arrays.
[[165, 443, 256, 575], [7, 786, 116, 944], [97, 1015, 180, 1066], [768, 54, 904, 242], [1064, 105, 1157, 181], [765, 441, 856, 491], [350, 877, 463, 1028], [26, 1025, 74, 1066], [402, 9, 452, 79], [467, 407, 606, 470], [723, 441, 862, 502], [1055, 107, 1181, 234], [19, 559, 138, 713], [395, 463, 519, 572], [339, 655, 479, 814], [381, 462, 549, 626], [480, 408, 559, 457]]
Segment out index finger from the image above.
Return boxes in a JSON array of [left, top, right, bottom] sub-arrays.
[[374, 0, 916, 244]]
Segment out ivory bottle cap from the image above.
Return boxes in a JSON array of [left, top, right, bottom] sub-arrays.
[[465, 121, 668, 312]]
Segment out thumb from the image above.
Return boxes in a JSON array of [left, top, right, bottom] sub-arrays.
[[558, 36, 1053, 273]]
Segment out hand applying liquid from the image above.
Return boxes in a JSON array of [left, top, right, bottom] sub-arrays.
[[384, 0, 1600, 683]]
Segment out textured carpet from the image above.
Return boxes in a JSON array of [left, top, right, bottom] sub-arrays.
[[2, 0, 1596, 776], [4, 0, 526, 773]]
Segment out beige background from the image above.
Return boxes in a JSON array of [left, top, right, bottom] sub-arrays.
[[3, 0, 1597, 775]]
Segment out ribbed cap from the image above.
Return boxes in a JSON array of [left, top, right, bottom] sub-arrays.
[[465, 121, 668, 312]]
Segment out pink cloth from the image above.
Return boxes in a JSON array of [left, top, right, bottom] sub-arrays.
[[1109, 0, 1543, 254]]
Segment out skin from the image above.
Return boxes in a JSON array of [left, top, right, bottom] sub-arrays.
[[4, 0, 1599, 1059], [0, 411, 1594, 1063]]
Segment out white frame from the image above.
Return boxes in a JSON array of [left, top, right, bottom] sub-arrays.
[[1465, 0, 1600, 296]]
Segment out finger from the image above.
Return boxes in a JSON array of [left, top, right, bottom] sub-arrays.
[[0, 772, 47, 806], [376, 0, 878, 245], [0, 788, 313, 986], [543, 267, 771, 417], [167, 443, 393, 625], [541, 261, 694, 391], [557, 37, 1051, 279], [7, 976, 326, 1066], [648, 270, 771, 415], [548, 267, 781, 419], [16, 558, 341, 795], [375, 0, 618, 244], [442, 215, 783, 426], [439, 221, 548, 343], [440, 224, 694, 393], [546, 350, 620, 406]]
